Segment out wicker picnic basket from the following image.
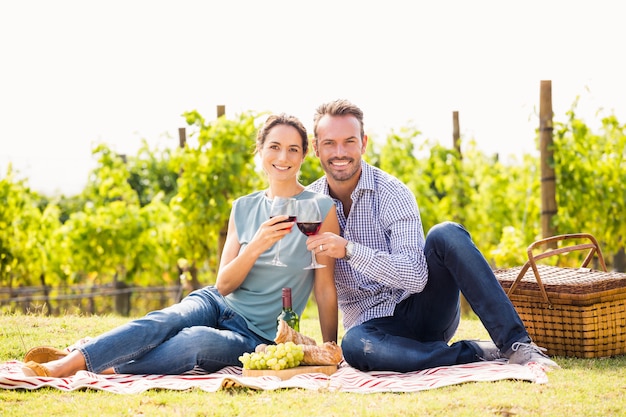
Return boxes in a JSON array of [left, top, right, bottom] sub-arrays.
[[495, 233, 626, 358]]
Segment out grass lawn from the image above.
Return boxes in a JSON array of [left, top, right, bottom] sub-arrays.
[[1, 310, 625, 417]]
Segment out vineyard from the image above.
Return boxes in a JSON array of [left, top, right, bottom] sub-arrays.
[[1, 100, 625, 315]]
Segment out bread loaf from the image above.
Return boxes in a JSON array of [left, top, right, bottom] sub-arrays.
[[300, 342, 343, 366], [274, 319, 317, 345], [273, 319, 343, 365]]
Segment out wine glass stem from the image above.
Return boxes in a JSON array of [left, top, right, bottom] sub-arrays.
[[274, 240, 282, 262], [310, 249, 317, 265]]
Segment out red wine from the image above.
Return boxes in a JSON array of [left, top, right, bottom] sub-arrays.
[[270, 215, 296, 223], [297, 222, 321, 236]]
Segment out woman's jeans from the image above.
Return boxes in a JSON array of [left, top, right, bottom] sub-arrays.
[[77, 286, 271, 374], [341, 222, 530, 372]]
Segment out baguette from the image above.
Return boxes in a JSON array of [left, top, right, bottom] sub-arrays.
[[274, 319, 317, 345], [300, 342, 343, 366]]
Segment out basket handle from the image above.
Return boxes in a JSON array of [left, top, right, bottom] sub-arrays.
[[505, 233, 608, 306]]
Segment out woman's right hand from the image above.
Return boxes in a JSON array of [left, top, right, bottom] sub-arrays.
[[251, 215, 295, 252], [216, 214, 295, 296]]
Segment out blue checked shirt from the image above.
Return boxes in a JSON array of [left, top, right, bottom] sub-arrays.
[[307, 161, 428, 330]]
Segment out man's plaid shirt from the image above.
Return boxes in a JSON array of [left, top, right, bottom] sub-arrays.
[[308, 161, 429, 330]]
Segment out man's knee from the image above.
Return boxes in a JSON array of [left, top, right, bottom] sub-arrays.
[[427, 221, 462, 239], [425, 221, 470, 250], [341, 326, 380, 371]]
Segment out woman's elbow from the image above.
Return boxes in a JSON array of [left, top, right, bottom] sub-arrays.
[[214, 281, 232, 296]]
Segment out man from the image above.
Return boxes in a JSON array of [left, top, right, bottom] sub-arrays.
[[306, 99, 558, 372]]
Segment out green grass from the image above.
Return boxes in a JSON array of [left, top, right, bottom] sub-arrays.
[[1, 311, 625, 417]]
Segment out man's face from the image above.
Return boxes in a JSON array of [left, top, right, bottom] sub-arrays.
[[314, 115, 367, 183]]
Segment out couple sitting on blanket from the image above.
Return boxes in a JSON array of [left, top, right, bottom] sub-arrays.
[[22, 99, 558, 378]]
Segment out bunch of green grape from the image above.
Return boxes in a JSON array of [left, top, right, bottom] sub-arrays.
[[239, 342, 305, 370]]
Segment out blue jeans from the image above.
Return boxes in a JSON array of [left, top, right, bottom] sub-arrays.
[[341, 222, 530, 372], [77, 286, 271, 374]]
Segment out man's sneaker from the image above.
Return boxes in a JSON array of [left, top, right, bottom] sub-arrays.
[[468, 340, 504, 362], [505, 342, 560, 370]]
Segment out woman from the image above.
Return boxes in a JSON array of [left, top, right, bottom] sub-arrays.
[[22, 113, 339, 377]]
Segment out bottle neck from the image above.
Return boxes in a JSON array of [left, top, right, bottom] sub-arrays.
[[282, 288, 293, 310]]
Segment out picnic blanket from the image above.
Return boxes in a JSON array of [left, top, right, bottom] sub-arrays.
[[0, 360, 547, 393]]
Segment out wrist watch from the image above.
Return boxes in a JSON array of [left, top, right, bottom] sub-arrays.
[[344, 241, 355, 260]]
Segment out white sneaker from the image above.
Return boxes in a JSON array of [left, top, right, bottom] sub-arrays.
[[506, 342, 560, 370]]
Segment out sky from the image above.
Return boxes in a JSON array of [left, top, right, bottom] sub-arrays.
[[1, 0, 624, 195]]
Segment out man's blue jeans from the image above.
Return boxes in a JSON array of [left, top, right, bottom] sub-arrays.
[[77, 286, 271, 374], [341, 222, 530, 372]]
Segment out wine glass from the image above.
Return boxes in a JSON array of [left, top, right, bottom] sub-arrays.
[[266, 197, 297, 267], [296, 199, 326, 269]]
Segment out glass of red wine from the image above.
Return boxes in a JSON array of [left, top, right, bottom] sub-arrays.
[[267, 197, 297, 267], [296, 199, 326, 269]]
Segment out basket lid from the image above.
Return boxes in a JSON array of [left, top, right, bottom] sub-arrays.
[[495, 265, 626, 294]]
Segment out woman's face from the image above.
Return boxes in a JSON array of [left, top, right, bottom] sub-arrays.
[[259, 124, 305, 181]]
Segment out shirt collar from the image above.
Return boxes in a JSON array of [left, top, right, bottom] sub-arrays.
[[355, 160, 376, 194]]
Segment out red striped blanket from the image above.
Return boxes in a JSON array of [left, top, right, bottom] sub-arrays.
[[0, 360, 547, 393]]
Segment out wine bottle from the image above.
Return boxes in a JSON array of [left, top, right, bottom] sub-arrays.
[[277, 287, 300, 331]]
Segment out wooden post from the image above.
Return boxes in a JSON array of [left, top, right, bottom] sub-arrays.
[[614, 248, 626, 272], [539, 80, 557, 242], [452, 111, 461, 156], [178, 127, 186, 148], [452, 110, 470, 316], [216, 105, 227, 263], [113, 273, 131, 317]]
